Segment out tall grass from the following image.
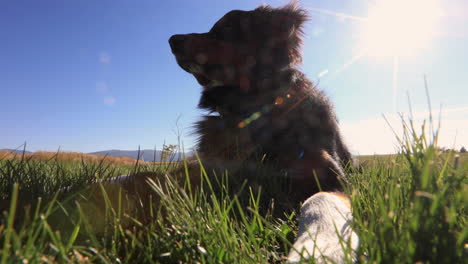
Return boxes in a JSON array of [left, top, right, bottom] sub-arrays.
[[0, 116, 466, 263], [349, 115, 467, 263], [0, 152, 127, 202]]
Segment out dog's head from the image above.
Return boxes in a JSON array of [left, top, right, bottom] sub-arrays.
[[169, 3, 308, 89]]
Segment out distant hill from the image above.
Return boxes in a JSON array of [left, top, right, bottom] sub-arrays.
[[0, 148, 192, 162], [89, 149, 193, 162], [0, 149, 32, 154]]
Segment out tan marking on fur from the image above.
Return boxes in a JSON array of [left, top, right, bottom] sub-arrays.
[[329, 192, 351, 209]]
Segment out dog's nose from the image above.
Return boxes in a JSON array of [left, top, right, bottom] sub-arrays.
[[169, 34, 187, 53]]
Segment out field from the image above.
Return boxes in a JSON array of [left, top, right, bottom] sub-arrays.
[[0, 124, 466, 263]]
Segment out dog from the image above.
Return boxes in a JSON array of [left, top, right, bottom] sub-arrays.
[[169, 3, 353, 201], [169, 3, 358, 262]]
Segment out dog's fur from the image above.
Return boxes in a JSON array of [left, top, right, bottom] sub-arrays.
[[169, 3, 353, 201]]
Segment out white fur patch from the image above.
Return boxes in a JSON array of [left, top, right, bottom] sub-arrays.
[[288, 192, 358, 263]]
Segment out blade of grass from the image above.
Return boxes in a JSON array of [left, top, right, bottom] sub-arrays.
[[1, 183, 19, 264]]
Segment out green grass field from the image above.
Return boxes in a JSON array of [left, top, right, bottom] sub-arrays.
[[0, 121, 466, 263]]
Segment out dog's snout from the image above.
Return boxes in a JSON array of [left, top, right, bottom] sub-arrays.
[[169, 34, 187, 53]]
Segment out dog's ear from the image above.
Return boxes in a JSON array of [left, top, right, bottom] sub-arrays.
[[255, 1, 308, 37], [279, 1, 308, 36], [255, 2, 308, 64]]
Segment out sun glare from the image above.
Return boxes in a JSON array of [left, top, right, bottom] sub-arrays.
[[362, 0, 442, 57]]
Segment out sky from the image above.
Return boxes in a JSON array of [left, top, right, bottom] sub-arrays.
[[1, 0, 467, 155]]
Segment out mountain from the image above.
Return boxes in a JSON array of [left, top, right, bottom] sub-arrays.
[[88, 149, 192, 162], [0, 149, 32, 154]]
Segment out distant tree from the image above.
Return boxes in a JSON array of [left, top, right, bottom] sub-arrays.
[[439, 147, 457, 153], [437, 147, 449, 153], [460, 146, 467, 153], [161, 144, 178, 162]]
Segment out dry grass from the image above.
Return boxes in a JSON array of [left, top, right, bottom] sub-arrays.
[[0, 151, 147, 166], [358, 152, 468, 169], [2, 150, 462, 169]]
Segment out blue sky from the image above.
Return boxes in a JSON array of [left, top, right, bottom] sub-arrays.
[[1, 0, 467, 154]]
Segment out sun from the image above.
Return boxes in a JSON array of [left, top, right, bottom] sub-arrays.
[[362, 0, 443, 58]]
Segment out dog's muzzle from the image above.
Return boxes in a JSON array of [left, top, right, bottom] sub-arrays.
[[169, 34, 187, 54]]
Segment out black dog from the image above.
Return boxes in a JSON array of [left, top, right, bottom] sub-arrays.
[[169, 3, 353, 201]]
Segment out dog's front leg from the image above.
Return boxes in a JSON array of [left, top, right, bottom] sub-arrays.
[[287, 192, 358, 263]]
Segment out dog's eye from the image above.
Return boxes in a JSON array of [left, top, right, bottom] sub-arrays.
[[223, 24, 233, 31], [210, 29, 224, 39], [222, 24, 239, 41], [210, 23, 237, 41], [223, 26, 234, 36]]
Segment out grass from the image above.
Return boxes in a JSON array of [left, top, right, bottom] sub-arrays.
[[0, 118, 466, 263]]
